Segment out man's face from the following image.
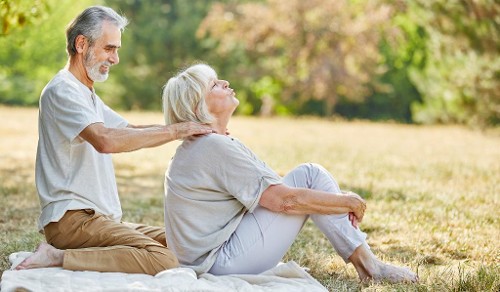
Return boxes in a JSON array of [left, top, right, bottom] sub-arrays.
[[84, 21, 122, 82]]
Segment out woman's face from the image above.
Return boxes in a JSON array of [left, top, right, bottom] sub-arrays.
[[205, 79, 239, 116]]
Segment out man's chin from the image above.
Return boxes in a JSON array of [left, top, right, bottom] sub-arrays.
[[91, 74, 109, 83]]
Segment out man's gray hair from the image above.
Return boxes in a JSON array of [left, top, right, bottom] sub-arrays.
[[66, 6, 128, 56]]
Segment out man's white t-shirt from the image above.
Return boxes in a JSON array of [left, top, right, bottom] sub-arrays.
[[36, 69, 128, 232]]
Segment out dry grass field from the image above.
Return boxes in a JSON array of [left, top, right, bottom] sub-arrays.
[[0, 106, 499, 291]]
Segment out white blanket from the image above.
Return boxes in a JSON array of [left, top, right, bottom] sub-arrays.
[[1, 252, 327, 292]]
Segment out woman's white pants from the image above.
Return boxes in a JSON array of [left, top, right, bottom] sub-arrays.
[[209, 163, 369, 275]]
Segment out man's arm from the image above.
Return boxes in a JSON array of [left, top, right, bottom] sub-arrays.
[[126, 124, 160, 129], [80, 122, 213, 153]]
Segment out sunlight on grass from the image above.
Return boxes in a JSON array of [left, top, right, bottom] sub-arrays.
[[0, 106, 499, 291]]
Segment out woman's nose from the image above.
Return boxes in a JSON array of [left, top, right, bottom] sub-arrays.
[[222, 80, 229, 88]]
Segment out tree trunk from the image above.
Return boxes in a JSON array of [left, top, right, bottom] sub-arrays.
[[325, 94, 337, 116]]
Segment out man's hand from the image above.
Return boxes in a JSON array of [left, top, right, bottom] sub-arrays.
[[171, 122, 215, 140]]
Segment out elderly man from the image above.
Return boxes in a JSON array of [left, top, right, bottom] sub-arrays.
[[15, 6, 213, 275]]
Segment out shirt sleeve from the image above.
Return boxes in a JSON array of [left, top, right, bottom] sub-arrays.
[[100, 99, 128, 129], [202, 136, 283, 213], [44, 82, 103, 143]]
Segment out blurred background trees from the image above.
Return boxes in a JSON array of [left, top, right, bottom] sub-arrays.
[[0, 0, 498, 126], [406, 0, 499, 126]]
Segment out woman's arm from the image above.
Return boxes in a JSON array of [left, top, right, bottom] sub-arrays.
[[259, 184, 366, 222]]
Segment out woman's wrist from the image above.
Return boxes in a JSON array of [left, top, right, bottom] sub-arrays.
[[340, 190, 363, 213]]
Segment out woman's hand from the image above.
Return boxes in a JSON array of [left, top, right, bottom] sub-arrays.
[[342, 191, 366, 223], [349, 212, 359, 229], [260, 185, 367, 223]]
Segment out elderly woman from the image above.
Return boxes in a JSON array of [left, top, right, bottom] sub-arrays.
[[161, 64, 417, 283]]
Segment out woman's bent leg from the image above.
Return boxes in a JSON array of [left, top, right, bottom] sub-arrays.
[[210, 163, 336, 274], [286, 163, 368, 262], [210, 162, 366, 275], [292, 163, 417, 283], [209, 206, 307, 275]]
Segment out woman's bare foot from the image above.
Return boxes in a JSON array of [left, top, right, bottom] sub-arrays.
[[352, 261, 371, 282], [15, 243, 64, 270], [370, 260, 418, 283], [349, 245, 418, 283]]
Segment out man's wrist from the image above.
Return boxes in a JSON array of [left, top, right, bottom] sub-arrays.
[[165, 124, 178, 140]]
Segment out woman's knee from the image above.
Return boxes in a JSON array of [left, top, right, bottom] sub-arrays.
[[287, 163, 320, 178], [294, 162, 329, 175], [285, 163, 340, 192]]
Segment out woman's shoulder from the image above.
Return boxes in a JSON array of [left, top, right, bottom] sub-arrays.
[[180, 134, 246, 159], [173, 134, 238, 167], [189, 133, 236, 148]]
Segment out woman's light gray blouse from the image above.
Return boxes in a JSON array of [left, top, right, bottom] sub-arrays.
[[164, 134, 282, 274]]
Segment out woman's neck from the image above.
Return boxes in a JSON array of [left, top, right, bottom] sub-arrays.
[[211, 116, 230, 135]]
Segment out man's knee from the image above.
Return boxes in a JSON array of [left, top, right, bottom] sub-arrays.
[[159, 251, 179, 269], [149, 246, 179, 272]]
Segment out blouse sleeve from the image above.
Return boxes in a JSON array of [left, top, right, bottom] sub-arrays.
[[201, 135, 282, 213]]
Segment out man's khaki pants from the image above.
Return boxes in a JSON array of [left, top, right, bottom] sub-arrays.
[[44, 209, 178, 275]]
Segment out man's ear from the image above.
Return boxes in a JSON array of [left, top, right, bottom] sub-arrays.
[[75, 35, 87, 54]]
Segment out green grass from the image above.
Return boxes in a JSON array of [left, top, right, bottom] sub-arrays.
[[1, 106, 499, 291]]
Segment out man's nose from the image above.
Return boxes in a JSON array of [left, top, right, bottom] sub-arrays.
[[109, 51, 119, 65]]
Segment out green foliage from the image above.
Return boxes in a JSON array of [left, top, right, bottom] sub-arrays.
[[101, 0, 226, 110], [0, 0, 497, 126], [0, 0, 97, 105], [336, 35, 423, 122], [406, 0, 500, 127], [0, 0, 50, 35], [199, 0, 396, 116], [335, 10, 426, 122]]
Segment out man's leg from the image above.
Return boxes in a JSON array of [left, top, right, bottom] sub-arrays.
[[122, 222, 167, 247], [17, 209, 178, 275]]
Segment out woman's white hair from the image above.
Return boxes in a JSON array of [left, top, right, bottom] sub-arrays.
[[162, 64, 217, 126]]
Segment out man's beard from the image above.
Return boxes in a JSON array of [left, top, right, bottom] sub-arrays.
[[84, 48, 112, 82]]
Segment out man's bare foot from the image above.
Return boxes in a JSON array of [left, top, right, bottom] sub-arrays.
[[15, 243, 64, 270]]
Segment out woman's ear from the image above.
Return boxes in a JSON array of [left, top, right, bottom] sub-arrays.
[[75, 35, 87, 54]]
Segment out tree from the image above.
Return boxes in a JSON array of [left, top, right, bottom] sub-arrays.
[[0, 0, 96, 106], [103, 0, 226, 110], [198, 0, 396, 116], [337, 3, 426, 123], [0, 0, 50, 36], [406, 0, 499, 126]]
